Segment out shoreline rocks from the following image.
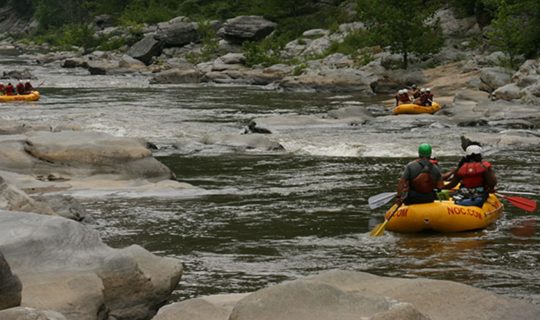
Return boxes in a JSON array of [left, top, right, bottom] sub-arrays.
[[0, 210, 184, 320]]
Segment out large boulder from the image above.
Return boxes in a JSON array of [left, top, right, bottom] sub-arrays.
[[0, 176, 55, 216], [14, 131, 173, 181], [0, 211, 183, 320], [0, 307, 67, 320], [150, 67, 202, 84], [153, 270, 540, 320], [155, 16, 200, 48], [278, 69, 375, 93], [479, 67, 513, 92], [0, 251, 22, 310], [127, 35, 163, 65], [217, 16, 276, 44]]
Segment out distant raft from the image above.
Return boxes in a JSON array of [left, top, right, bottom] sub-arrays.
[[392, 102, 440, 115], [383, 194, 504, 233], [0, 91, 40, 102]]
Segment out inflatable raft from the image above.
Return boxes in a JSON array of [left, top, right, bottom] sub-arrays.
[[0, 91, 40, 102], [392, 102, 440, 115], [384, 194, 503, 233]]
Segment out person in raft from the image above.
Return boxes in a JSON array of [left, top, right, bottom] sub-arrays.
[[442, 144, 497, 207], [410, 84, 421, 99], [24, 80, 34, 94], [16, 80, 25, 95], [395, 89, 411, 106], [396, 143, 443, 205], [5, 82, 15, 95], [419, 88, 434, 106], [0, 83, 5, 95]]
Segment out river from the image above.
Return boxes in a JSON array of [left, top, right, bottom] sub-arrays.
[[2, 52, 539, 304]]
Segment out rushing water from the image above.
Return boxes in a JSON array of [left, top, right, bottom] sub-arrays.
[[2, 52, 539, 304]]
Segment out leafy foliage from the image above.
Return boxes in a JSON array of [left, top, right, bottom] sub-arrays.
[[356, 0, 443, 69]]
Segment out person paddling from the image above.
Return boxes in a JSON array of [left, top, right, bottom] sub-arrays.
[[0, 82, 4, 95], [396, 143, 443, 205], [5, 83, 15, 96], [442, 145, 497, 207], [16, 80, 25, 95], [24, 80, 34, 94]]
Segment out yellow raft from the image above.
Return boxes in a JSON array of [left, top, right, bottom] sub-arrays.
[[392, 102, 440, 115], [0, 91, 40, 102], [384, 194, 504, 233]]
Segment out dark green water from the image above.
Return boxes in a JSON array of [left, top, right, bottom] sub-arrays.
[[89, 152, 540, 304]]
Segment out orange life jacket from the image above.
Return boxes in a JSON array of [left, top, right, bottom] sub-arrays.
[[457, 161, 491, 188]]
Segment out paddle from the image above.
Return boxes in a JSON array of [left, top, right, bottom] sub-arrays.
[[497, 190, 538, 196], [368, 192, 397, 209], [495, 193, 537, 212], [370, 202, 403, 237]]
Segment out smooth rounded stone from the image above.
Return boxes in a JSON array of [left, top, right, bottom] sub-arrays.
[[155, 17, 199, 48], [229, 281, 397, 320], [0, 307, 67, 320], [479, 67, 513, 92], [150, 67, 202, 84], [152, 298, 230, 320], [0, 211, 183, 320]]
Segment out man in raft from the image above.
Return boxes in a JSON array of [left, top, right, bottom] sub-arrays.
[[442, 144, 497, 207], [16, 80, 25, 95], [396, 143, 443, 205]]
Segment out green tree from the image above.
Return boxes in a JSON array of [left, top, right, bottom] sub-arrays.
[[356, 0, 443, 69], [488, 1, 524, 68]]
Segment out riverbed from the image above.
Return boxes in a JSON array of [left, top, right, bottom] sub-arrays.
[[2, 53, 539, 304]]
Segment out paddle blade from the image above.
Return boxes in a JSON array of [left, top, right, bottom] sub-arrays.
[[368, 192, 397, 209], [503, 195, 537, 212], [370, 221, 388, 237]]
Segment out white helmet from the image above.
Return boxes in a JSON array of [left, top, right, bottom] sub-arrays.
[[420, 88, 426, 92], [426, 88, 431, 92], [398, 89, 403, 94], [465, 145, 482, 156]]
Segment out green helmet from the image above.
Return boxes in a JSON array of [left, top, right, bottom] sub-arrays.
[[418, 143, 432, 157]]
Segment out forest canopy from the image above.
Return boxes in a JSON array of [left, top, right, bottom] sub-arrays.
[[2, 0, 539, 63]]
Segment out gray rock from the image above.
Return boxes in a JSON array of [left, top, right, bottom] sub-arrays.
[[302, 29, 329, 38], [218, 16, 276, 44], [62, 58, 89, 69], [1, 69, 35, 80], [229, 280, 400, 320], [492, 83, 522, 101], [152, 298, 231, 320], [127, 35, 163, 65], [24, 131, 174, 180], [219, 53, 246, 65], [479, 67, 513, 92], [0, 211, 183, 320], [155, 17, 200, 48], [150, 67, 202, 84], [0, 307, 67, 320], [0, 251, 22, 310], [0, 176, 56, 216], [279, 69, 375, 93]]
